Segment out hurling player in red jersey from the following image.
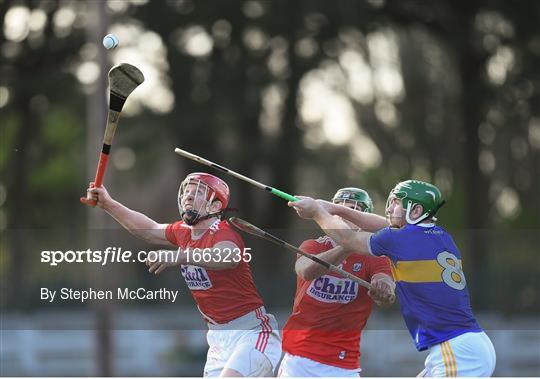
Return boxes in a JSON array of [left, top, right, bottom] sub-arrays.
[[279, 188, 395, 377], [86, 173, 281, 377]]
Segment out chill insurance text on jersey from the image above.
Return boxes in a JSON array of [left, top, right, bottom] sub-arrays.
[[282, 235, 392, 371], [165, 219, 262, 324], [166, 217, 282, 377]]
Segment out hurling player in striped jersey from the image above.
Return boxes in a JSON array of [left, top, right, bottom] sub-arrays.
[[87, 173, 281, 376], [279, 187, 395, 377], [288, 180, 496, 377]]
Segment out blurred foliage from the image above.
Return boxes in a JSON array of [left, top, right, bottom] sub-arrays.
[[0, 0, 539, 314]]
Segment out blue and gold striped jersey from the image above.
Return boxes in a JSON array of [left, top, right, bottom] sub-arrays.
[[369, 223, 482, 351]]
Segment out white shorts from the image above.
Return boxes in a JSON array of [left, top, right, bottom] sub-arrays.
[[278, 352, 361, 377], [203, 307, 282, 377], [422, 331, 496, 377]]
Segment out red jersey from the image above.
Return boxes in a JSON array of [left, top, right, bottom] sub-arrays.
[[282, 236, 392, 369], [165, 219, 264, 324]]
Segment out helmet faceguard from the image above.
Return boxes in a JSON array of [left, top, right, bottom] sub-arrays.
[[332, 187, 373, 213], [178, 173, 230, 225], [386, 180, 445, 225]]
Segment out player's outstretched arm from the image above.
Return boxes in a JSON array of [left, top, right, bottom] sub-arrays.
[[295, 245, 351, 280], [289, 197, 372, 255], [87, 184, 174, 246], [317, 200, 388, 232]]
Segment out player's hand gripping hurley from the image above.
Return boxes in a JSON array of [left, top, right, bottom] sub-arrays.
[[174, 147, 298, 203], [80, 63, 145, 206], [229, 217, 371, 289]]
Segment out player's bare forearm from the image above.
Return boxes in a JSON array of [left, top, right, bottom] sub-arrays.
[[103, 200, 173, 246], [295, 245, 351, 280], [312, 208, 372, 255], [322, 201, 388, 232]]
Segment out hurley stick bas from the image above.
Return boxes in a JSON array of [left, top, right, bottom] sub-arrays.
[[174, 147, 298, 203], [80, 63, 145, 206]]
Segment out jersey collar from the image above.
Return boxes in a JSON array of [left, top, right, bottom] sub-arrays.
[[416, 222, 435, 228]]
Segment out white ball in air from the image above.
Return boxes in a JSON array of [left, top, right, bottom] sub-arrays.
[[102, 34, 119, 50]]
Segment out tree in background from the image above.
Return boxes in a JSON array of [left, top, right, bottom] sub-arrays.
[[1, 0, 538, 314]]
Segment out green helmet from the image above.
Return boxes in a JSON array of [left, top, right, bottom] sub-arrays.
[[332, 187, 373, 213], [388, 180, 444, 224]]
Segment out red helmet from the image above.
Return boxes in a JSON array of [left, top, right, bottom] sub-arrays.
[[183, 172, 230, 209]]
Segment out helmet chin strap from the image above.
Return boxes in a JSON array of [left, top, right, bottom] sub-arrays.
[[405, 201, 430, 225], [404, 200, 446, 225], [181, 192, 223, 226], [181, 210, 222, 225], [181, 209, 202, 225]]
